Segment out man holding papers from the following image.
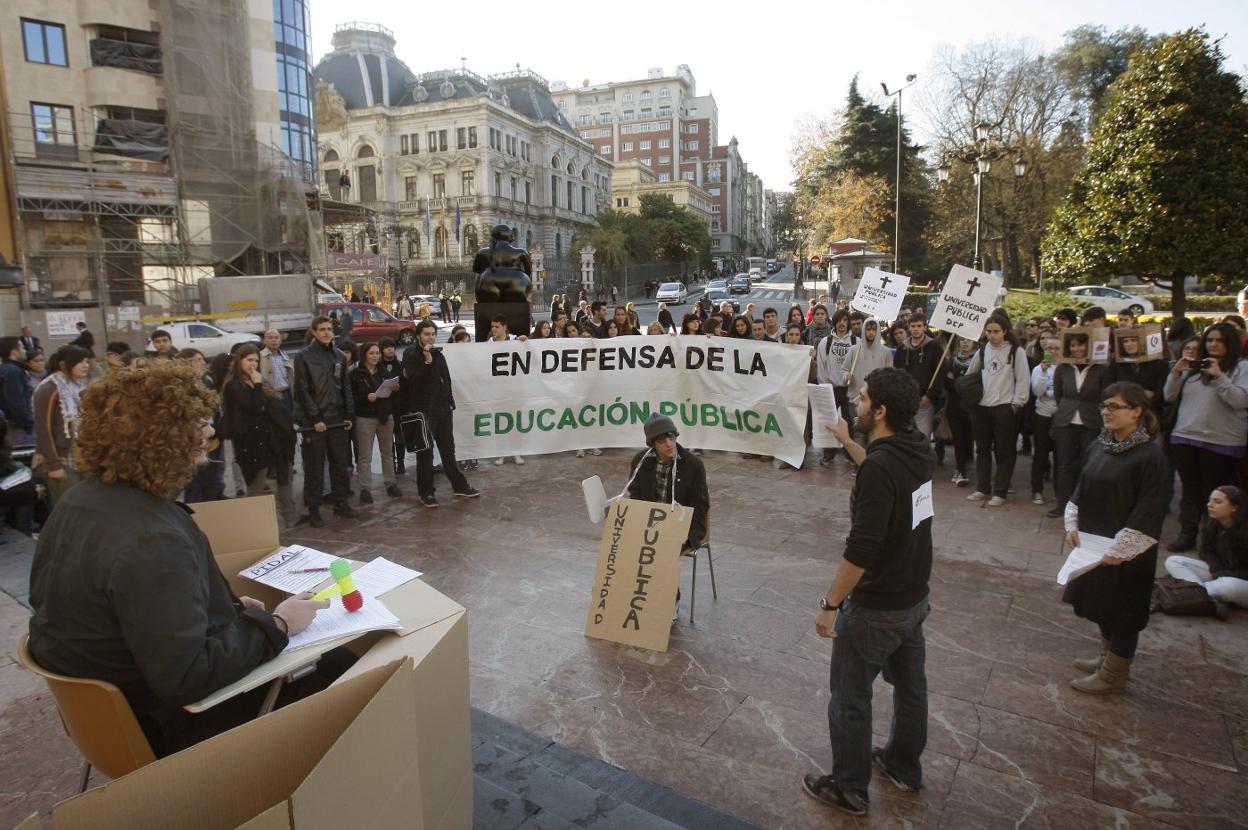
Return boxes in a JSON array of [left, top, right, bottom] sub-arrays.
[[1061, 382, 1170, 695], [26, 362, 350, 756]]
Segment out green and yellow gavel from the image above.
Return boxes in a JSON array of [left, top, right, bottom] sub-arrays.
[[312, 558, 363, 612]]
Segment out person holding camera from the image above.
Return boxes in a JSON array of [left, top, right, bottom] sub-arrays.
[[400, 319, 479, 508], [1163, 322, 1248, 551]]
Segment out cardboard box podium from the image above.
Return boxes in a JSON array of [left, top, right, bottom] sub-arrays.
[[31, 496, 471, 830]]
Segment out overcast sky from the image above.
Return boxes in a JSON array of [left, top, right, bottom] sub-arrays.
[[309, 0, 1247, 192]]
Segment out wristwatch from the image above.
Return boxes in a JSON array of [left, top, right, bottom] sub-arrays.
[[820, 597, 842, 612]]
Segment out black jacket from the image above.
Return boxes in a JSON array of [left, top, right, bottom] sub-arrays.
[[894, 337, 946, 402], [1198, 521, 1248, 581], [293, 340, 354, 428], [1053, 363, 1109, 429], [401, 347, 455, 412], [27, 479, 287, 749], [626, 445, 709, 550], [350, 364, 392, 422], [1110, 359, 1168, 413], [844, 430, 935, 610]]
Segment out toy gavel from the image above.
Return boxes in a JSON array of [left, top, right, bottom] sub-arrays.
[[312, 558, 363, 612]]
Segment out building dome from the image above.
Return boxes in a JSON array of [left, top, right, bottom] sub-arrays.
[[312, 22, 415, 109]]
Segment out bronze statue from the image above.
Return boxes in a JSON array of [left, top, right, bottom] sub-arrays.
[[473, 224, 533, 340]]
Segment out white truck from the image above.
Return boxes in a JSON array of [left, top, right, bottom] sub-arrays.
[[198, 274, 339, 343]]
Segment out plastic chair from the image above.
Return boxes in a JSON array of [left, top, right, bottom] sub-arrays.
[[16, 634, 156, 792], [681, 511, 718, 623]]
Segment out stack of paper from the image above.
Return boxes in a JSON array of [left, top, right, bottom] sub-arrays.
[[350, 557, 423, 596], [239, 545, 338, 595], [283, 596, 401, 651], [1057, 532, 1115, 585]]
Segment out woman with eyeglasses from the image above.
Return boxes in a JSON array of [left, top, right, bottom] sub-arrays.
[[1062, 381, 1169, 694], [1163, 322, 1248, 551]]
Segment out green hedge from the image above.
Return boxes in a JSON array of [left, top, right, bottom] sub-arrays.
[[1002, 291, 1091, 322], [1137, 293, 1236, 312]]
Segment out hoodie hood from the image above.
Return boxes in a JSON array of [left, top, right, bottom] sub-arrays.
[[902, 334, 933, 350], [867, 429, 935, 479]]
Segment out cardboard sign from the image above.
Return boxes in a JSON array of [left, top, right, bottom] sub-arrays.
[[929, 265, 1003, 338], [1057, 327, 1111, 365], [585, 498, 691, 652], [850, 267, 910, 322], [1114, 325, 1164, 363]]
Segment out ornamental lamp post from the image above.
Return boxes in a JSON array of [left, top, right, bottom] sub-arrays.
[[937, 123, 1027, 272], [881, 73, 917, 276]]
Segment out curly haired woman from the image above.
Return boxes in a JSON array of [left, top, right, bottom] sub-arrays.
[[27, 361, 348, 756]]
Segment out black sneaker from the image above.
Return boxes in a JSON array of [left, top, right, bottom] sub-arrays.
[[307, 506, 324, 528], [1046, 507, 1064, 518], [359, 489, 374, 505], [333, 503, 359, 519], [420, 494, 439, 508], [801, 774, 867, 816], [872, 748, 920, 792], [386, 483, 402, 498], [453, 487, 481, 498]]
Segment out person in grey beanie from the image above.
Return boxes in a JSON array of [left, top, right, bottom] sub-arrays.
[[626, 413, 709, 554]]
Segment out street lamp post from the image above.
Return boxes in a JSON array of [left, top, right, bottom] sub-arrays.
[[881, 74, 917, 275], [936, 122, 1027, 275]]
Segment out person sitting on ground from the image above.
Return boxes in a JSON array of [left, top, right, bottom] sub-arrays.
[[1165, 485, 1248, 618], [26, 360, 348, 757]]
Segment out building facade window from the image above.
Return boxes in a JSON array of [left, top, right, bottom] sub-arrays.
[[682, 171, 695, 181], [622, 92, 633, 102], [494, 172, 501, 195], [640, 140, 651, 150], [31, 103, 75, 159], [525, 181, 532, 204], [22, 20, 68, 66], [510, 177, 517, 200], [551, 175, 558, 207], [582, 187, 588, 213], [658, 107, 671, 118], [659, 173, 670, 182], [427, 131, 437, 152], [640, 158, 651, 167], [462, 170, 475, 196], [567, 181, 574, 211], [600, 145, 612, 155], [579, 114, 590, 126], [457, 127, 466, 149], [400, 135, 409, 155], [709, 187, 721, 196], [272, 0, 315, 180], [438, 130, 448, 151], [659, 155, 670, 164], [410, 133, 419, 153], [712, 204, 722, 213], [622, 142, 633, 152], [659, 87, 671, 98], [405, 176, 418, 201], [468, 126, 477, 148], [433, 173, 445, 197], [659, 138, 670, 149]]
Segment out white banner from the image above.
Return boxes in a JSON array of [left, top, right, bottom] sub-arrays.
[[851, 267, 910, 322], [929, 265, 1003, 338], [442, 335, 811, 466]]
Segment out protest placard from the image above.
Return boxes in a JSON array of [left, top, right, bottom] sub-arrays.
[[584, 498, 691, 652], [807, 383, 842, 449], [850, 267, 910, 322], [1058, 326, 1111, 365], [929, 265, 1002, 338], [444, 335, 811, 465], [1114, 325, 1165, 363]]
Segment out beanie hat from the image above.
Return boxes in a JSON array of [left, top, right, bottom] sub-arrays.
[[643, 413, 678, 445]]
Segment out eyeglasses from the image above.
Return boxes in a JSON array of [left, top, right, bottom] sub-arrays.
[[1100, 402, 1136, 412]]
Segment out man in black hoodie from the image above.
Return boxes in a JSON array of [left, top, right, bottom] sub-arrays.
[[892, 314, 944, 441], [802, 367, 935, 817]]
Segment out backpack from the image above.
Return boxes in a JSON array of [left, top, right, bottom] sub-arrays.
[[955, 343, 1016, 414], [1150, 575, 1217, 616]]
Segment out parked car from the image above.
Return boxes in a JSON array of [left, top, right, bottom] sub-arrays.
[[319, 302, 419, 344], [730, 274, 751, 294], [147, 321, 261, 358], [705, 289, 740, 314], [655, 282, 688, 304], [1066, 285, 1154, 316], [407, 294, 443, 317]]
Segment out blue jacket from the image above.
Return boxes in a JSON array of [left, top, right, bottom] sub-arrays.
[[0, 359, 33, 431]]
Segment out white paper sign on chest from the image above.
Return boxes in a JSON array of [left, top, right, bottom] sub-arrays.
[[929, 265, 1003, 339], [851, 267, 911, 322]]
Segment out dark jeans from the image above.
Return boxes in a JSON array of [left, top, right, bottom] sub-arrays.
[[971, 404, 1019, 497], [416, 407, 470, 496], [946, 404, 974, 476], [1053, 424, 1099, 508], [1098, 626, 1139, 659], [1030, 414, 1054, 495], [828, 596, 930, 797], [184, 443, 224, 503], [300, 427, 352, 508], [1170, 441, 1240, 537]]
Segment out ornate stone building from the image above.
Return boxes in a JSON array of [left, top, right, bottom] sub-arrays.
[[312, 23, 611, 288]]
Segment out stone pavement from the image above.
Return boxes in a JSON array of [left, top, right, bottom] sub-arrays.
[[1, 446, 1246, 828]]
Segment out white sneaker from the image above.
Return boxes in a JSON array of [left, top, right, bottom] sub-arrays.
[[987, 495, 1006, 507], [589, 448, 603, 456], [1031, 492, 1044, 505], [967, 491, 988, 502], [513, 456, 525, 465], [576, 449, 586, 458], [494, 457, 505, 466]]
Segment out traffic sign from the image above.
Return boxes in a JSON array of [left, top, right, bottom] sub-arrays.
[[810, 255, 822, 266]]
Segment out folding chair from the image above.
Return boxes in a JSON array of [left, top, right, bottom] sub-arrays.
[[681, 511, 718, 623]]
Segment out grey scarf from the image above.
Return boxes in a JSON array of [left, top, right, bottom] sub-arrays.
[[1099, 427, 1150, 455]]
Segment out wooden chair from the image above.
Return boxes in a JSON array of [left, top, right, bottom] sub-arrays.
[[16, 634, 156, 792], [681, 510, 718, 623]]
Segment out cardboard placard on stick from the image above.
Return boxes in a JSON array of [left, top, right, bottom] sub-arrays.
[[584, 498, 691, 652], [850, 267, 910, 323], [929, 265, 1002, 339], [1114, 325, 1164, 363], [1058, 326, 1111, 365]]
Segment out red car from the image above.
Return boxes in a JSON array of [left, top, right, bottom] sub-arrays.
[[319, 302, 418, 345]]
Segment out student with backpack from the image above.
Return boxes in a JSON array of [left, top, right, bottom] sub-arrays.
[[816, 308, 858, 463], [893, 314, 946, 441], [962, 313, 1031, 506]]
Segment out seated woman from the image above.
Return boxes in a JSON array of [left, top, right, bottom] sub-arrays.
[[26, 361, 351, 757], [1165, 485, 1248, 618]]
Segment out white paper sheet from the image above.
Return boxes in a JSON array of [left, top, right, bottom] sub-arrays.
[[239, 545, 338, 595], [808, 383, 842, 449], [350, 557, 423, 597], [374, 376, 401, 398], [283, 594, 401, 651], [0, 467, 32, 490], [1057, 532, 1115, 585], [583, 475, 607, 524]]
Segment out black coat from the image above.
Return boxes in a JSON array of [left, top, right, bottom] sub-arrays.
[[626, 445, 709, 550], [222, 378, 273, 480], [1063, 438, 1171, 634], [1053, 363, 1109, 429], [401, 347, 455, 413], [1110, 359, 1168, 414], [292, 340, 354, 427], [350, 365, 392, 423]]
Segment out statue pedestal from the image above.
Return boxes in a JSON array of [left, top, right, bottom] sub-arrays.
[[474, 301, 532, 342]]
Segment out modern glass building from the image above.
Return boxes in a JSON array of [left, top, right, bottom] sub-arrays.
[[273, 0, 316, 180]]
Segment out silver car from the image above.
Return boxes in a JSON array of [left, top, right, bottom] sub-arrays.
[[655, 282, 688, 304]]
